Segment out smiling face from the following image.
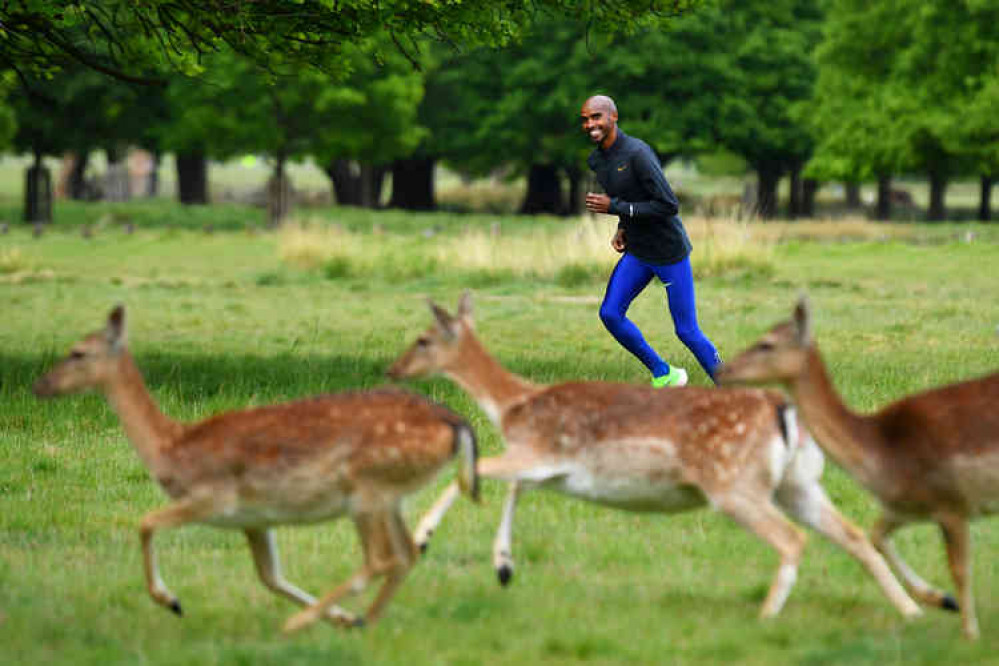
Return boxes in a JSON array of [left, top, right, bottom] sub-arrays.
[[580, 96, 618, 150]]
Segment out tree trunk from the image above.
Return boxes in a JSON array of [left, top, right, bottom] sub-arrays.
[[149, 152, 161, 198], [520, 163, 564, 215], [979, 175, 993, 222], [176, 150, 209, 204], [388, 156, 436, 210], [845, 181, 862, 208], [24, 150, 52, 224], [875, 174, 892, 221], [928, 170, 947, 222], [788, 165, 803, 219], [565, 165, 583, 216], [267, 154, 293, 227], [57, 152, 92, 200], [104, 146, 131, 202], [755, 166, 781, 220], [358, 163, 387, 209], [326, 158, 362, 206], [802, 179, 818, 218]]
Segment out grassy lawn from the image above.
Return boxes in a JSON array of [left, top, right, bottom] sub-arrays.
[[1, 202, 998, 665]]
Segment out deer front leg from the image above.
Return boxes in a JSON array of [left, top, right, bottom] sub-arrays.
[[413, 482, 461, 554], [245, 529, 358, 627], [871, 513, 958, 612], [493, 481, 521, 586], [717, 495, 806, 619], [939, 515, 978, 640], [139, 498, 217, 616]]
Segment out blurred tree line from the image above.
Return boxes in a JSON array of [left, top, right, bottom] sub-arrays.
[[1, 0, 996, 223]]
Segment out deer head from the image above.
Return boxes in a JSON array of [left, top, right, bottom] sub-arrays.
[[34, 305, 128, 398], [716, 296, 813, 387], [387, 292, 474, 380]]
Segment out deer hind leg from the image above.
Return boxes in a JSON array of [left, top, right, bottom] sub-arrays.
[[871, 513, 957, 612], [138, 497, 218, 616], [715, 494, 807, 619], [244, 528, 357, 627], [939, 515, 978, 640], [775, 480, 922, 618], [361, 510, 418, 625], [282, 510, 411, 634]]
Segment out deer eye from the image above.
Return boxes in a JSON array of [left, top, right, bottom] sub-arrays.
[[69, 350, 86, 360], [756, 342, 774, 352], [416, 338, 430, 348]]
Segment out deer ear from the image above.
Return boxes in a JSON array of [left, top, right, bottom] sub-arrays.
[[427, 300, 457, 340], [793, 295, 811, 345], [456, 290, 474, 327], [107, 304, 127, 352]]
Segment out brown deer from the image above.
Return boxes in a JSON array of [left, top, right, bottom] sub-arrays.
[[33, 305, 479, 634], [387, 293, 921, 621], [716, 297, 999, 639]]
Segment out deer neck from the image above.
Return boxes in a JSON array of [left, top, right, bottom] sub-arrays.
[[103, 352, 183, 471], [446, 334, 539, 427], [791, 346, 885, 487]]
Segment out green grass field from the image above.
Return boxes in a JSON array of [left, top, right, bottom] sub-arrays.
[[2, 201, 998, 665]]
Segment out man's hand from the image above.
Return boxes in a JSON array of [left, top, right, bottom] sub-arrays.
[[585, 192, 611, 214], [611, 228, 626, 253]]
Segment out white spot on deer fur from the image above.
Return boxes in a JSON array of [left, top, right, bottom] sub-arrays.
[[394, 422, 406, 434]]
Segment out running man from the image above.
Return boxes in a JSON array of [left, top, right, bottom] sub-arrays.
[[581, 94, 721, 386]]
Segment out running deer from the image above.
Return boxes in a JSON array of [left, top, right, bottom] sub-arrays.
[[717, 296, 999, 639], [387, 293, 921, 620], [33, 305, 479, 634]]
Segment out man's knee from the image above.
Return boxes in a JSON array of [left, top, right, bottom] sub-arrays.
[[674, 324, 703, 348], [599, 304, 623, 330]]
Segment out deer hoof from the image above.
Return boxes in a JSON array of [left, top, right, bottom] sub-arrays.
[[941, 595, 960, 612], [169, 599, 183, 617], [497, 565, 513, 587]]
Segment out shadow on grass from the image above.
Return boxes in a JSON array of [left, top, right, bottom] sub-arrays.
[[2, 350, 400, 408]]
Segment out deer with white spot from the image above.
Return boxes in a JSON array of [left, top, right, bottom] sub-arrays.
[[717, 296, 999, 639], [33, 305, 479, 634], [387, 293, 921, 621]]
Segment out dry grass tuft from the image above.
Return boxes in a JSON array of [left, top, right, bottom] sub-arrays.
[[0, 248, 31, 274], [279, 214, 777, 282]]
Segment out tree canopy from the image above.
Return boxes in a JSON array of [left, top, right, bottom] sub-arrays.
[[0, 1, 699, 87]]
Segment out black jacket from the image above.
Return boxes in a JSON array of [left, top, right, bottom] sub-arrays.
[[587, 129, 691, 265]]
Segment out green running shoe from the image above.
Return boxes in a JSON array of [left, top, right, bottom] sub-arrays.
[[651, 366, 688, 388]]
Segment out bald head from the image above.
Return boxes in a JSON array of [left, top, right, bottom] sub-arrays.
[[581, 95, 619, 149], [583, 95, 618, 116]]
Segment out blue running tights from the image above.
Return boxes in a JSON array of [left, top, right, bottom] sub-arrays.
[[599, 252, 721, 381]]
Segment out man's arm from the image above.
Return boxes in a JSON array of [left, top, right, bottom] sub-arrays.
[[608, 144, 679, 221]]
